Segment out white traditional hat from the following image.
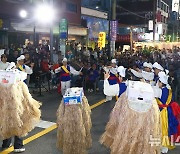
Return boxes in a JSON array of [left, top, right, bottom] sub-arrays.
[[62, 58, 67, 62], [6, 62, 16, 71], [165, 69, 169, 75], [158, 71, 168, 85], [142, 71, 154, 81], [143, 62, 153, 69], [153, 62, 164, 71], [117, 66, 126, 77], [111, 59, 117, 64], [17, 55, 25, 61], [131, 69, 142, 78]]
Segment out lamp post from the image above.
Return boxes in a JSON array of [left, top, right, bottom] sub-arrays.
[[127, 27, 133, 51], [35, 2, 55, 61]]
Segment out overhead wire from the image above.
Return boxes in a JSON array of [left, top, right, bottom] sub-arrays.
[[116, 5, 146, 19]]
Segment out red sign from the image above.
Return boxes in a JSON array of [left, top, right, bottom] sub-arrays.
[[116, 34, 130, 43], [156, 11, 161, 22]]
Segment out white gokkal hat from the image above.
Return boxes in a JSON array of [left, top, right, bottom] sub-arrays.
[[142, 71, 154, 81], [158, 71, 168, 85], [153, 62, 164, 71], [165, 69, 169, 75], [111, 59, 117, 64], [6, 62, 16, 71], [17, 55, 25, 61], [117, 66, 126, 77], [62, 57, 67, 62], [131, 69, 142, 78], [143, 62, 153, 69]]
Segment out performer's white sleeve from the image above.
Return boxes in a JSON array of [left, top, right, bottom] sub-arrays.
[[104, 79, 119, 96], [25, 65, 33, 75], [70, 66, 80, 75], [55, 67, 61, 73], [152, 86, 162, 98]]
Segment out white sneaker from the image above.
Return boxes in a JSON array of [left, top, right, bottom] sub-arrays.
[[14, 148, 25, 153]]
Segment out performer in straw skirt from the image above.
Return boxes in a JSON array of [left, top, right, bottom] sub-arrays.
[[100, 71, 161, 154], [0, 70, 41, 152], [56, 88, 92, 154]]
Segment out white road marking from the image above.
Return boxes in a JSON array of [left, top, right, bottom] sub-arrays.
[[36, 120, 56, 129]]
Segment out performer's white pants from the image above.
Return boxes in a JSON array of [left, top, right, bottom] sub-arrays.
[[161, 147, 168, 153], [61, 81, 71, 95], [106, 96, 112, 101]]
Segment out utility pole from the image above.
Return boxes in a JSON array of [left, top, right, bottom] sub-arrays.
[[112, 0, 116, 57], [50, 0, 54, 62], [153, 0, 157, 42], [130, 26, 133, 51], [108, 0, 116, 59], [108, 0, 112, 60]]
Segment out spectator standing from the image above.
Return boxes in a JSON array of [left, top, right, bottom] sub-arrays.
[[0, 54, 9, 70], [8, 50, 19, 63], [86, 64, 99, 92]]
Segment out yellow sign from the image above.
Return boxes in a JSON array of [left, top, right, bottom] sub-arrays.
[[0, 19, 3, 29], [98, 32, 106, 49]]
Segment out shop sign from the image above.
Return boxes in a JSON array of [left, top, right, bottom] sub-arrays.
[[98, 32, 106, 49], [110, 20, 118, 41], [59, 18, 68, 39], [172, 0, 179, 12], [0, 19, 3, 29], [148, 20, 153, 31]]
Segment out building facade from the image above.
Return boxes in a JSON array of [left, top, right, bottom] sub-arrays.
[[0, 0, 87, 47], [117, 0, 169, 42]]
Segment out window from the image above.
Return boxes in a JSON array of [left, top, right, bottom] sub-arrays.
[[66, 2, 77, 13], [161, 15, 163, 22], [161, 2, 163, 10], [157, 0, 161, 8]]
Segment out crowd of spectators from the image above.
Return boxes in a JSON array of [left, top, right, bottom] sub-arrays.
[[0, 43, 180, 100]]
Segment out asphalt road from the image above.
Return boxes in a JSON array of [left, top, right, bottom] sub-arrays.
[[0, 89, 180, 154]]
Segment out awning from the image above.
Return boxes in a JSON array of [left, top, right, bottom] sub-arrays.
[[11, 22, 87, 36]]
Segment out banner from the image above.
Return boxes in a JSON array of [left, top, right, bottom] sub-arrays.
[[110, 20, 118, 41], [98, 32, 106, 49], [148, 20, 153, 31]]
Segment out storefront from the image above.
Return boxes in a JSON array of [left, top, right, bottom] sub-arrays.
[[81, 7, 108, 50]]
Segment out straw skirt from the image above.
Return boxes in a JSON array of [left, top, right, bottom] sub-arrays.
[[0, 82, 41, 139], [57, 96, 92, 154], [100, 93, 161, 154]]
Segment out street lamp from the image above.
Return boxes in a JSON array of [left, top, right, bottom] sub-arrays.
[[35, 4, 55, 24], [35, 3, 55, 61], [19, 10, 27, 18]]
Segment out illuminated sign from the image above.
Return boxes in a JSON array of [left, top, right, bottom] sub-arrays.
[[148, 20, 153, 31], [0, 19, 3, 29], [98, 32, 106, 49], [172, 0, 179, 12]]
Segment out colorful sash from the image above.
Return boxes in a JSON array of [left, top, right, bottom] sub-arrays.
[[61, 66, 70, 74], [17, 65, 25, 72], [156, 89, 175, 149]]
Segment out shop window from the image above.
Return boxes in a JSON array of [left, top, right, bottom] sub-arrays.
[[66, 2, 77, 13]]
